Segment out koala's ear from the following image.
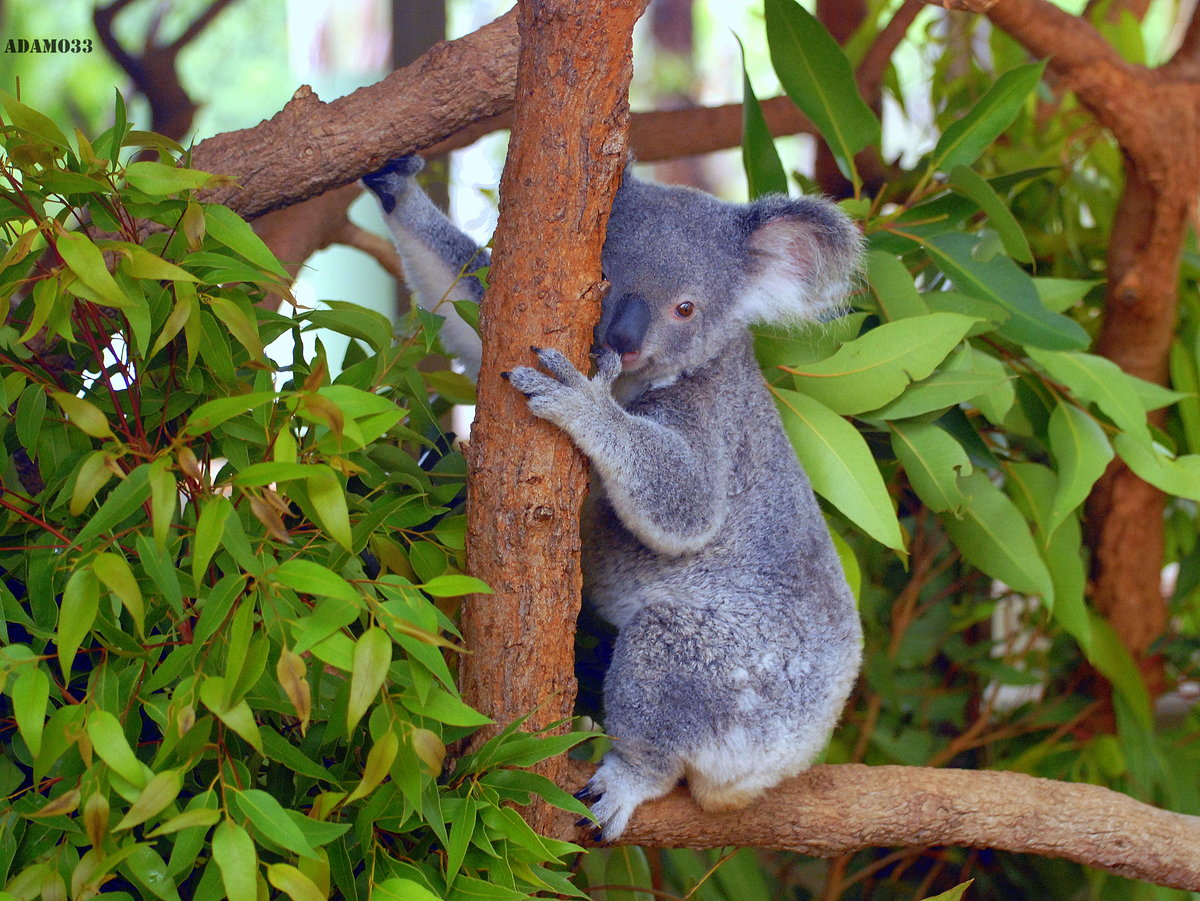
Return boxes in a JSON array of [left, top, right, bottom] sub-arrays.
[[739, 196, 862, 325]]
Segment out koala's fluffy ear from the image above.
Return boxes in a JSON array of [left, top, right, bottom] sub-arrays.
[[739, 196, 862, 325]]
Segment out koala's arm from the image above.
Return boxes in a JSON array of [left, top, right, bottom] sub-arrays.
[[506, 349, 729, 556], [361, 157, 487, 376]]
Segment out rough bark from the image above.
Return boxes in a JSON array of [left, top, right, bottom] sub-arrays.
[[458, 0, 646, 833], [561, 762, 1200, 891]]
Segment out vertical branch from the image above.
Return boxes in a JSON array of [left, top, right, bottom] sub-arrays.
[[460, 0, 648, 829]]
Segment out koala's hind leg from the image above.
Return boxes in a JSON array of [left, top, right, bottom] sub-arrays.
[[580, 739, 683, 841]]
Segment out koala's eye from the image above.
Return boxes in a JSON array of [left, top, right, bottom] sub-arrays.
[[674, 301, 695, 319]]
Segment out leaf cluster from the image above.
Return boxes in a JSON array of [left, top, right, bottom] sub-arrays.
[[0, 93, 586, 900]]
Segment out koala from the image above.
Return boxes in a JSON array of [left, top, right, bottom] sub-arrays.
[[363, 156, 863, 841]]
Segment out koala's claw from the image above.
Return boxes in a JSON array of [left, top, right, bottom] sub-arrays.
[[574, 782, 601, 801]]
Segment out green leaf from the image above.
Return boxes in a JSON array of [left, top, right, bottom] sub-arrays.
[[604, 847, 654, 901], [444, 796, 476, 887], [773, 388, 904, 550], [922, 233, 1089, 351], [148, 459, 177, 550], [947, 166, 1031, 263], [73, 463, 151, 548], [867, 369, 1008, 421], [207, 296, 264, 359], [112, 242, 199, 282], [373, 878, 443, 901], [0, 90, 70, 147], [204, 204, 289, 279], [307, 466, 352, 551], [56, 228, 131, 309], [144, 807, 221, 838], [182, 391, 277, 436], [266, 864, 324, 901], [49, 390, 113, 439], [944, 472, 1054, 604], [1034, 277, 1102, 312], [87, 709, 148, 788], [739, 37, 787, 198], [93, 552, 145, 639], [921, 880, 974, 901], [191, 495, 233, 587], [929, 61, 1046, 173], [12, 666, 49, 758], [785, 312, 979, 414], [1027, 348, 1148, 436], [123, 161, 212, 195], [419, 575, 492, 598], [1113, 433, 1200, 501], [764, 0, 880, 186], [865, 250, 929, 322], [198, 676, 264, 754], [1045, 401, 1113, 533], [114, 769, 182, 831], [347, 628, 392, 733], [57, 566, 99, 680], [1087, 613, 1152, 731], [275, 559, 361, 602], [211, 819, 258, 901], [890, 421, 971, 513], [234, 789, 319, 860], [70, 450, 117, 516]]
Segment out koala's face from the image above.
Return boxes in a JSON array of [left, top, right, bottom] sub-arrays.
[[598, 176, 752, 385], [598, 172, 860, 387]]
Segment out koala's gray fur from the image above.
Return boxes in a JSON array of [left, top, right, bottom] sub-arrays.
[[363, 157, 863, 841]]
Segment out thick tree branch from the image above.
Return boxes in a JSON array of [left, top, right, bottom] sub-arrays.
[[562, 763, 1200, 891], [191, 8, 521, 219]]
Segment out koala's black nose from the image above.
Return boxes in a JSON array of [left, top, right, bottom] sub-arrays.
[[604, 294, 650, 355]]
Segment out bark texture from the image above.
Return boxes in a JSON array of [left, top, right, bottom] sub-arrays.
[[457, 0, 646, 833], [562, 762, 1200, 891]]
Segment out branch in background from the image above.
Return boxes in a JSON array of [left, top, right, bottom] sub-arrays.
[[562, 763, 1200, 892], [94, 0, 238, 141]]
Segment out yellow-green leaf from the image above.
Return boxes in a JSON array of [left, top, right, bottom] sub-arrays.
[[70, 450, 117, 516], [276, 648, 311, 733], [346, 728, 398, 804], [86, 710, 148, 788], [50, 391, 112, 439], [114, 769, 182, 831], [212, 819, 258, 901], [266, 864, 325, 901], [347, 628, 392, 734], [307, 468, 352, 551], [92, 552, 144, 638], [148, 458, 177, 550], [55, 228, 129, 309], [12, 667, 49, 758], [57, 567, 99, 681]]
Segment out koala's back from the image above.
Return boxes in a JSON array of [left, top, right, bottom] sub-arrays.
[[582, 335, 861, 796]]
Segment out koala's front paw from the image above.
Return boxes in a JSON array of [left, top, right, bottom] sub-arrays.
[[502, 346, 605, 429], [361, 156, 424, 213]]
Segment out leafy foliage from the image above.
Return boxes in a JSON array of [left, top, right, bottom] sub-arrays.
[[0, 94, 588, 900]]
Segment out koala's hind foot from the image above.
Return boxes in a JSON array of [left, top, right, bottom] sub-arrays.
[[576, 749, 682, 842]]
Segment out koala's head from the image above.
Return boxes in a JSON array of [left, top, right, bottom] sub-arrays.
[[598, 171, 861, 385]]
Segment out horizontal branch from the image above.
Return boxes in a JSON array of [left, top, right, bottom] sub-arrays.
[[190, 8, 520, 219], [564, 763, 1200, 891]]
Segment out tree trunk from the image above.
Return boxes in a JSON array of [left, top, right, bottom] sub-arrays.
[[458, 0, 647, 833]]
